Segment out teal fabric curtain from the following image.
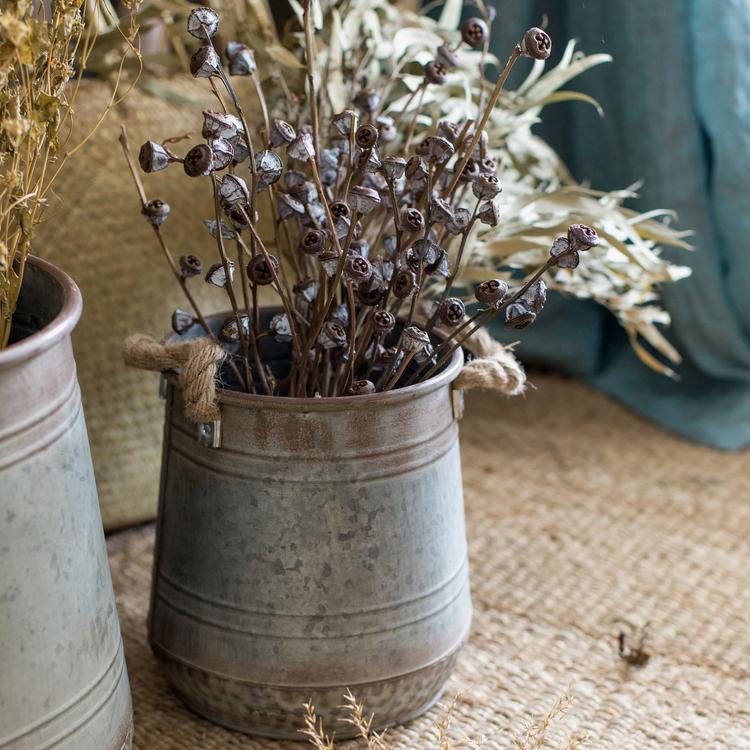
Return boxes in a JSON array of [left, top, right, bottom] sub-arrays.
[[485, 0, 750, 449]]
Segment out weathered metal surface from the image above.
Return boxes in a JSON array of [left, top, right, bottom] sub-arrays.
[[149, 312, 471, 739], [0, 257, 133, 750]]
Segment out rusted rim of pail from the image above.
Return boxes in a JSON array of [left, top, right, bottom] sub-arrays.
[[0, 255, 83, 370]]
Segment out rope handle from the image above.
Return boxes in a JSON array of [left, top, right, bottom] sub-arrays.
[[455, 327, 526, 396], [123, 329, 525, 424], [123, 334, 226, 423]]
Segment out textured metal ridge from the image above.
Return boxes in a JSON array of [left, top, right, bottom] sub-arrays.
[[0, 641, 128, 749], [167, 420, 458, 483], [0, 378, 80, 470], [154, 562, 469, 639]]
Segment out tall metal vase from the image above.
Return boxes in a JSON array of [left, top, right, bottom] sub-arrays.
[[0, 257, 133, 750], [149, 312, 472, 739]]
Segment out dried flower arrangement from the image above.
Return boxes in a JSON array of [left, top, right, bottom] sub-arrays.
[[116, 0, 691, 378], [301, 690, 587, 749], [0, 0, 137, 348], [122, 2, 608, 397]]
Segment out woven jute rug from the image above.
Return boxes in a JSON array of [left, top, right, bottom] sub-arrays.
[[107, 374, 750, 748]]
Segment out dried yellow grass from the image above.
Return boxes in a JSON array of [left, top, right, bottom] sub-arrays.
[[301, 691, 586, 750]]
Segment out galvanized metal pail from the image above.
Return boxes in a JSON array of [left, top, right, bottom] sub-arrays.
[[149, 312, 471, 739], [0, 257, 133, 750]]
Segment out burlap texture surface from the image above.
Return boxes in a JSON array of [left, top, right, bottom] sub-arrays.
[[39, 78, 268, 530], [107, 374, 750, 748]]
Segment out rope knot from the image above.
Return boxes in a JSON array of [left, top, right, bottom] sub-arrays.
[[122, 334, 226, 422]]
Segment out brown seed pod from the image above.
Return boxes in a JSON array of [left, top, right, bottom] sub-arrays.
[[355, 123, 379, 150], [567, 223, 599, 251], [269, 312, 293, 343], [357, 280, 385, 306], [183, 143, 213, 177], [217, 174, 250, 207], [171, 308, 194, 334], [330, 201, 350, 220], [246, 254, 279, 286], [405, 155, 428, 182], [255, 150, 283, 187], [202, 110, 243, 141], [477, 199, 501, 227], [429, 196, 455, 225], [353, 88, 380, 113], [372, 309, 396, 332], [189, 45, 221, 78], [446, 207, 472, 235], [475, 278, 508, 305], [459, 158, 482, 183], [141, 199, 171, 226], [437, 120, 461, 144], [393, 268, 417, 298], [225, 41, 256, 75], [345, 254, 373, 284], [209, 138, 234, 171], [417, 135, 455, 164], [423, 59, 448, 85], [287, 132, 315, 162], [300, 228, 327, 255], [347, 185, 381, 215], [277, 193, 305, 221], [519, 280, 547, 313], [438, 297, 466, 327], [472, 172, 502, 199], [348, 380, 376, 395], [219, 314, 250, 342], [317, 320, 348, 349], [402, 208, 425, 233], [426, 248, 450, 278], [332, 110, 357, 136], [381, 155, 407, 181], [461, 17, 489, 48], [521, 27, 552, 60], [139, 141, 170, 173], [505, 302, 536, 330], [187, 7, 219, 40], [205, 261, 235, 287], [402, 326, 430, 353], [269, 119, 296, 147], [549, 236, 578, 269], [179, 254, 203, 278]]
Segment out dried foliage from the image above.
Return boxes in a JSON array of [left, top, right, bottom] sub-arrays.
[[301, 690, 587, 749], [124, 3, 609, 397], [207, 0, 690, 376], [287, 0, 692, 376], [0, 0, 139, 348]]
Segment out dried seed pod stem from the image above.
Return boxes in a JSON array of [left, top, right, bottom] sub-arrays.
[[210, 176, 253, 391], [118, 126, 248, 387], [414, 254, 560, 384], [425, 198, 482, 332], [444, 46, 522, 199], [302, 0, 323, 182]]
